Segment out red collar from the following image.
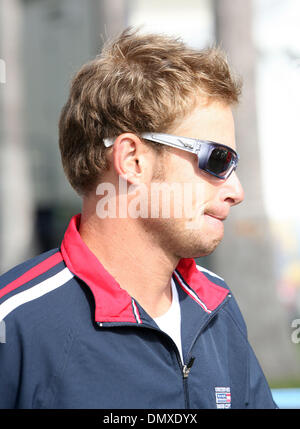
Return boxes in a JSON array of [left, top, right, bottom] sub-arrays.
[[61, 214, 228, 323]]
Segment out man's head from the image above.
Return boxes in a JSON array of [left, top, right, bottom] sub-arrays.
[[59, 28, 244, 258]]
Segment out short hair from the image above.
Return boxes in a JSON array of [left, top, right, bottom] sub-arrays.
[[59, 27, 242, 195]]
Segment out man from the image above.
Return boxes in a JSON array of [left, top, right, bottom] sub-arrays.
[[0, 28, 277, 409]]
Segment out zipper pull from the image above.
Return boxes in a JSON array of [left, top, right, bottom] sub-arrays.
[[182, 356, 195, 378]]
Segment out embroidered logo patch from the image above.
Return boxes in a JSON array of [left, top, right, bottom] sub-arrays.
[[215, 387, 231, 409]]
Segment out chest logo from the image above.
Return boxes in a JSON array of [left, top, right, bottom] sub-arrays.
[[215, 387, 231, 409]]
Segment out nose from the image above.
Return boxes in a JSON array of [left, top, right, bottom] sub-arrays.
[[223, 171, 244, 207]]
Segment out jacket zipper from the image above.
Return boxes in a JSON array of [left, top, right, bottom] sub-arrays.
[[97, 320, 191, 407], [182, 356, 195, 408], [145, 327, 195, 408], [97, 293, 231, 408], [179, 293, 232, 408], [182, 356, 195, 378]]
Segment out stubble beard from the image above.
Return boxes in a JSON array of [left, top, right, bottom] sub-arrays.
[[140, 215, 223, 260]]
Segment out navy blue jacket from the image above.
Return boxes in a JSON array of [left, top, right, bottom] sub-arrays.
[[0, 215, 277, 409]]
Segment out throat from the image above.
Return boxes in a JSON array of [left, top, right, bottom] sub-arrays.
[[130, 279, 173, 319]]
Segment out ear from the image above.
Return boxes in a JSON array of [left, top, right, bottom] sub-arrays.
[[112, 133, 154, 184]]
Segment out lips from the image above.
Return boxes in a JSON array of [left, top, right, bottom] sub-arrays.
[[204, 212, 228, 222]]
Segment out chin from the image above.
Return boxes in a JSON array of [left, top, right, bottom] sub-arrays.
[[177, 235, 222, 260], [142, 216, 223, 260]]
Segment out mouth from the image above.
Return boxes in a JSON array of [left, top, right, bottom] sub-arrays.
[[202, 214, 226, 233], [184, 209, 227, 231], [204, 213, 228, 222]]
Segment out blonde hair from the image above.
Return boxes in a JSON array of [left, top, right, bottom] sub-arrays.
[[59, 28, 242, 195]]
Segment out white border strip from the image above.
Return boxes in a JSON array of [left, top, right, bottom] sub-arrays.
[[174, 270, 211, 314], [0, 268, 74, 321], [131, 299, 142, 324], [196, 265, 224, 281]]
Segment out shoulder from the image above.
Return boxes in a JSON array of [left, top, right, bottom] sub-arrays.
[[0, 250, 82, 408], [0, 249, 74, 326], [0, 248, 63, 288]]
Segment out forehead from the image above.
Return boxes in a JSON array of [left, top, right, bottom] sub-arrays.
[[170, 99, 236, 150]]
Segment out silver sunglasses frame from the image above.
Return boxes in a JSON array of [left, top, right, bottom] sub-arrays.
[[103, 132, 239, 179]]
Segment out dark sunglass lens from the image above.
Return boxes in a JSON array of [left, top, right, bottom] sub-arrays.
[[207, 148, 233, 175]]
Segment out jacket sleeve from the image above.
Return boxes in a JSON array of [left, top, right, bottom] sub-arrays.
[[247, 343, 278, 409], [0, 318, 22, 409]]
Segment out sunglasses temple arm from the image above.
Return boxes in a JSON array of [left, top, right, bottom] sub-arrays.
[[103, 136, 193, 152], [141, 134, 198, 154]]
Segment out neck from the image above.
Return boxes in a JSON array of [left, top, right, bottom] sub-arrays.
[[79, 207, 178, 318]]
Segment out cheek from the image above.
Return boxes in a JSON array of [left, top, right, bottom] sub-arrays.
[[159, 155, 221, 216], [185, 180, 217, 214], [165, 151, 197, 180]]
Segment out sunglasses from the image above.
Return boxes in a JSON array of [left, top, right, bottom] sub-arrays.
[[104, 132, 239, 180]]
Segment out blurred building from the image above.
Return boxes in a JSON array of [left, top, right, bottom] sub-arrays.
[[0, 0, 299, 384]]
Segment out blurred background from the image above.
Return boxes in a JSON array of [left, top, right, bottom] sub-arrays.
[[0, 0, 300, 407]]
